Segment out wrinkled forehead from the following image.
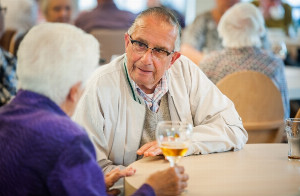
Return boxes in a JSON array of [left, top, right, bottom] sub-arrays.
[[133, 15, 178, 38]]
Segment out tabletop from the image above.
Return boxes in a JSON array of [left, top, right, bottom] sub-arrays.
[[125, 144, 300, 196]]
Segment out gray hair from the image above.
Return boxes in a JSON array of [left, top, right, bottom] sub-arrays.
[[128, 7, 181, 51], [218, 2, 265, 48], [17, 23, 99, 105]]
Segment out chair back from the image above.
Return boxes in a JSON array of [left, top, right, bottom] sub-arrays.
[[0, 29, 17, 52], [216, 70, 284, 143], [90, 28, 127, 65], [295, 108, 300, 118]]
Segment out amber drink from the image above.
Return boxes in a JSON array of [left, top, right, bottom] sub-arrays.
[[156, 121, 193, 167], [160, 142, 189, 157]]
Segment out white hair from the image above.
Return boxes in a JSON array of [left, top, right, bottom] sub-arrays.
[[218, 2, 266, 48], [17, 23, 99, 105], [2, 0, 38, 33], [128, 7, 181, 51]]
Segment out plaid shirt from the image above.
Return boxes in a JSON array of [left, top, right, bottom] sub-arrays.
[[134, 74, 168, 113], [199, 46, 290, 119], [0, 49, 17, 107]]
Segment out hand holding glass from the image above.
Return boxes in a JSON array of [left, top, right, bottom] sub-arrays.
[[156, 121, 193, 167]]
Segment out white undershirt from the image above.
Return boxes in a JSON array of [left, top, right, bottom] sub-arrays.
[[146, 93, 154, 99]]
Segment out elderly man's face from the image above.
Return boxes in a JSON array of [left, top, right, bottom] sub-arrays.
[[125, 16, 180, 94], [46, 0, 71, 23]]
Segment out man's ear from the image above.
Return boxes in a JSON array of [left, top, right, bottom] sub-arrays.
[[124, 33, 130, 50], [168, 52, 181, 69], [67, 82, 82, 103]]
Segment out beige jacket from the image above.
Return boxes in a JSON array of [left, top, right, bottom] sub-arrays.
[[73, 54, 248, 173]]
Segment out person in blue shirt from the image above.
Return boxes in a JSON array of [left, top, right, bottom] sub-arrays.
[[0, 3, 17, 106]]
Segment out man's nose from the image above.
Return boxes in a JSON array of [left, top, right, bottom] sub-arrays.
[[141, 48, 154, 63]]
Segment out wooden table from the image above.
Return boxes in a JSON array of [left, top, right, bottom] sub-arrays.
[[125, 144, 300, 196]]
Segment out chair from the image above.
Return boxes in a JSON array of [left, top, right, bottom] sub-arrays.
[[0, 29, 17, 52], [90, 28, 127, 65], [216, 70, 284, 143], [295, 108, 300, 118]]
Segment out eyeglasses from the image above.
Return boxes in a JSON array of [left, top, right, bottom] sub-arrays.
[[129, 35, 174, 59], [0, 6, 7, 14]]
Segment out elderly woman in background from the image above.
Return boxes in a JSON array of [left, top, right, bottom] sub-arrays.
[[2, 0, 38, 33], [180, 0, 239, 64], [42, 0, 72, 23], [199, 2, 290, 119]]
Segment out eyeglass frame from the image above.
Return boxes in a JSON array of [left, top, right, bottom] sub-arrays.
[[128, 34, 175, 59]]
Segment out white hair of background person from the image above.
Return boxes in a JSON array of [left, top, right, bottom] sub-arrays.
[[17, 23, 99, 105], [218, 2, 266, 48], [2, 0, 38, 33]]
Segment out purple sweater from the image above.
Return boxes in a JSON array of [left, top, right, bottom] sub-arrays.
[[0, 90, 154, 196]]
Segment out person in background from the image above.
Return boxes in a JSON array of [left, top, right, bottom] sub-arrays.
[[73, 7, 247, 175], [0, 0, 38, 56], [198, 2, 290, 119], [252, 0, 295, 37], [0, 22, 189, 196], [2, 0, 38, 34], [42, 0, 72, 23], [146, 0, 185, 28], [75, 0, 136, 33], [0, 3, 17, 106], [180, 0, 239, 64]]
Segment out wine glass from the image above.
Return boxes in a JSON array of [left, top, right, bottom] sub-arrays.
[[156, 121, 193, 167]]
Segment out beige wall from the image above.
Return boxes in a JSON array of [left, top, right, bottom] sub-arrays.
[[195, 0, 215, 15], [185, 0, 215, 25]]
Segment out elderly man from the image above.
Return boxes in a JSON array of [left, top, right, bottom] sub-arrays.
[[0, 23, 188, 196], [42, 0, 72, 23], [73, 7, 248, 174]]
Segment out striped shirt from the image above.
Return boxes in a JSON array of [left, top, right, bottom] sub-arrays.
[[134, 74, 168, 113]]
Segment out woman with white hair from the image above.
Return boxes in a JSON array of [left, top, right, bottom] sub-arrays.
[[0, 23, 189, 196], [199, 2, 290, 119]]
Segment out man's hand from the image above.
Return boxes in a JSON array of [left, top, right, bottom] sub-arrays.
[[145, 166, 189, 196], [105, 167, 136, 195], [137, 141, 162, 157]]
